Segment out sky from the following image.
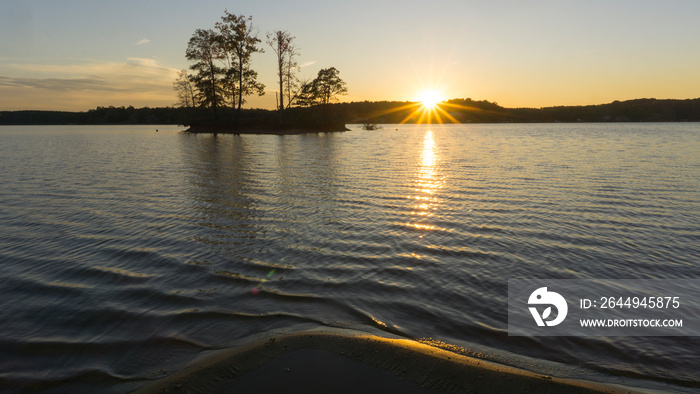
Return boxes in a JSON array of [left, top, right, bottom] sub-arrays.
[[1, 0, 699, 111]]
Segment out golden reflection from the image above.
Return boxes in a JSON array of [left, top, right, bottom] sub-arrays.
[[92, 266, 155, 278], [407, 130, 444, 232]]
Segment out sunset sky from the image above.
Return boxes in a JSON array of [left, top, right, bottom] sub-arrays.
[[1, 0, 699, 111]]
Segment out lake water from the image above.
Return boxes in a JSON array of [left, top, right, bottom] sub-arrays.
[[0, 123, 698, 393]]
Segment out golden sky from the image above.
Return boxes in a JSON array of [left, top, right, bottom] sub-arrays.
[[1, 1, 699, 111]]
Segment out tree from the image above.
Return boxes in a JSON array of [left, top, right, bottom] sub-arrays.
[[173, 69, 197, 108], [315, 67, 347, 105], [297, 67, 348, 107], [216, 11, 265, 116], [266, 30, 299, 111], [185, 29, 226, 113], [284, 44, 302, 109]]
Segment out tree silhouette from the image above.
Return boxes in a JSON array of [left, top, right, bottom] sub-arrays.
[[216, 11, 265, 116], [297, 67, 347, 107], [266, 30, 299, 111], [185, 29, 225, 113], [173, 69, 197, 108]]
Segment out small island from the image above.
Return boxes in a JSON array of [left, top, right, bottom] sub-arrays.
[[184, 118, 350, 135], [173, 12, 350, 134]]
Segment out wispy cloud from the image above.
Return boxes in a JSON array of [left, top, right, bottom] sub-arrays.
[[135, 38, 151, 46], [0, 75, 112, 91], [298, 61, 317, 69], [0, 58, 180, 110], [2, 58, 178, 91]]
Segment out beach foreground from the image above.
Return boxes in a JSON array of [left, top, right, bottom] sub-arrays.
[[136, 328, 638, 394]]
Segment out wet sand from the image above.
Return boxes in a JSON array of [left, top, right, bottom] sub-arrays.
[[136, 328, 640, 394]]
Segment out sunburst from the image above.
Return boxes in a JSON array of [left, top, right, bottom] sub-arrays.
[[399, 89, 458, 124], [362, 86, 494, 125]]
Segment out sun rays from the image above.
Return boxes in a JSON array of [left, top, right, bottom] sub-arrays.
[[369, 97, 463, 124], [353, 81, 505, 125], [411, 96, 461, 124]]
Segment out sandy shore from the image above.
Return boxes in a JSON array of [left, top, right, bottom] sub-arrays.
[[136, 328, 641, 394]]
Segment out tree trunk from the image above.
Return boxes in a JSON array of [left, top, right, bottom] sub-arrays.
[[278, 56, 284, 112], [209, 58, 217, 117], [237, 61, 243, 117]]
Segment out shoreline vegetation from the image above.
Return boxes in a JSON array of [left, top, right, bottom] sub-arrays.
[[1, 97, 699, 130]]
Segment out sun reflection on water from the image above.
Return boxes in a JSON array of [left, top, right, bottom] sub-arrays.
[[407, 130, 444, 232]]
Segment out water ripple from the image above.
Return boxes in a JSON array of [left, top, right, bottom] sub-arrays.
[[0, 124, 698, 393]]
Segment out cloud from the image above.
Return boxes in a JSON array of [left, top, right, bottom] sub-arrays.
[[0, 75, 112, 91], [126, 57, 173, 72], [135, 38, 151, 46], [0, 58, 181, 110], [298, 61, 317, 69], [2, 58, 179, 89]]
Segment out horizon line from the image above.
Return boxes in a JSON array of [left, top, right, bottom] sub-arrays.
[[2, 96, 700, 114]]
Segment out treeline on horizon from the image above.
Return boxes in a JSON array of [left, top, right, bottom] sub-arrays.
[[1, 97, 699, 126]]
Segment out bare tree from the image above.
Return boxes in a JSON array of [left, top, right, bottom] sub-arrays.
[[266, 31, 299, 111], [286, 75, 308, 109], [173, 69, 197, 108], [284, 43, 301, 109]]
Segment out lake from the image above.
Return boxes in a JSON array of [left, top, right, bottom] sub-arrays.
[[0, 123, 698, 392]]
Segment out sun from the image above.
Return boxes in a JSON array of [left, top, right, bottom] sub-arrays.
[[417, 90, 443, 109], [374, 86, 459, 124]]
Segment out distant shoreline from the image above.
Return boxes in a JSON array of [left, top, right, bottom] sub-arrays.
[[2, 97, 699, 125]]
